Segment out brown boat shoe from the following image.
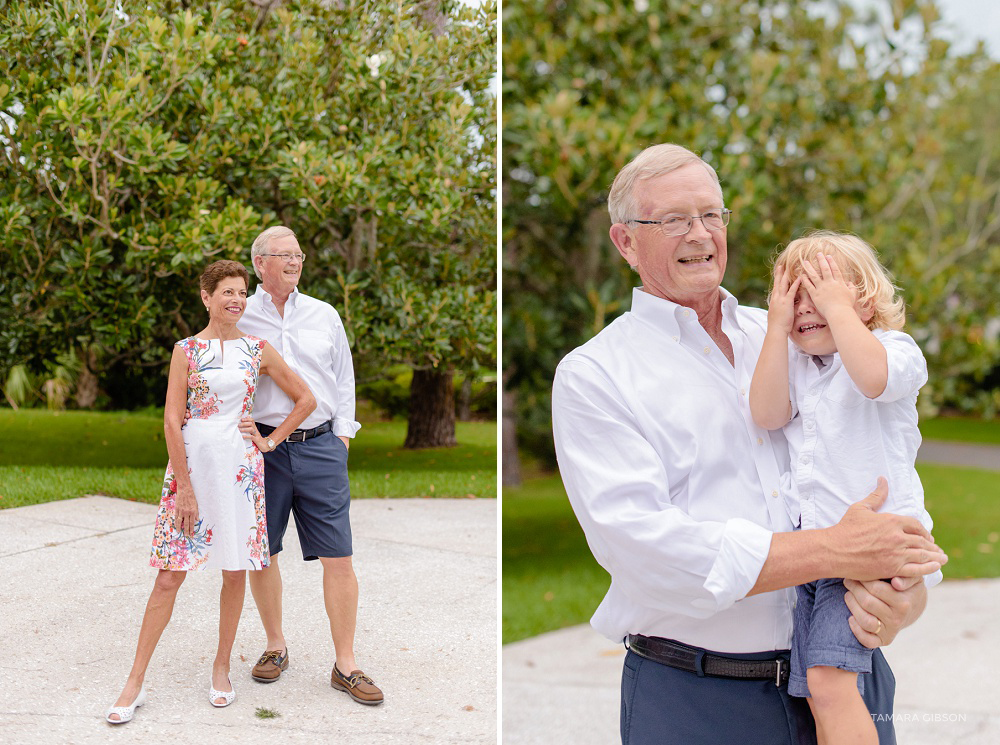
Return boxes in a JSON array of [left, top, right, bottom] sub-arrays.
[[331, 664, 384, 705], [251, 647, 289, 683]]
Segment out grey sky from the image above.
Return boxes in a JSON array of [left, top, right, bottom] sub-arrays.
[[935, 0, 1000, 57]]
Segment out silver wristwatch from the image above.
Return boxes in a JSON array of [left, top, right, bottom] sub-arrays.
[[266, 437, 276, 452]]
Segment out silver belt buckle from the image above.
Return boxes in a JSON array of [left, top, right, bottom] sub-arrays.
[[775, 659, 783, 687]]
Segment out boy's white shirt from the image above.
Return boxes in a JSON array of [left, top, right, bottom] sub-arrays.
[[781, 328, 941, 586]]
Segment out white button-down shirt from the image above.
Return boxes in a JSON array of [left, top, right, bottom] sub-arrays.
[[552, 288, 797, 652], [240, 286, 361, 437], [784, 330, 932, 533]]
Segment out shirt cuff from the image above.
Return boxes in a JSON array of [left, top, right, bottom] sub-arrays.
[[923, 569, 943, 590], [697, 518, 774, 613], [333, 418, 361, 437]]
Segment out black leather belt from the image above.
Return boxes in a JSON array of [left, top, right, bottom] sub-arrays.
[[257, 420, 332, 443], [627, 635, 790, 687]]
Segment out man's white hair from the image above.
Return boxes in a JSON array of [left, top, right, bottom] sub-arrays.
[[250, 226, 297, 279], [607, 144, 723, 225]]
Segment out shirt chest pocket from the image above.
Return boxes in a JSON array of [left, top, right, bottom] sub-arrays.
[[297, 329, 333, 364], [824, 375, 865, 408]]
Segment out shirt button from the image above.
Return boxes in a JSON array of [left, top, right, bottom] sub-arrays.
[[771, 490, 779, 498], [672, 336, 679, 342], [683, 309, 690, 317], [757, 437, 763, 445], [703, 347, 710, 355], [741, 388, 746, 396], [805, 420, 815, 431], [802, 455, 811, 465]]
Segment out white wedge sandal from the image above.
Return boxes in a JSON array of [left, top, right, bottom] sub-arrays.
[[105, 684, 147, 724], [209, 675, 236, 708]]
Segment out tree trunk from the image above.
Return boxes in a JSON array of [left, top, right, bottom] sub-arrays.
[[502, 381, 521, 487], [404, 368, 457, 448], [457, 376, 473, 421], [74, 367, 99, 408], [74, 347, 100, 409]]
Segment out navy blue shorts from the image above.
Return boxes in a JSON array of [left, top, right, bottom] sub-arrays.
[[258, 427, 352, 560], [790, 578, 874, 698], [621, 643, 896, 744]]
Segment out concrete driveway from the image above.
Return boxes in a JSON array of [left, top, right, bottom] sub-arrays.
[[0, 496, 497, 745]]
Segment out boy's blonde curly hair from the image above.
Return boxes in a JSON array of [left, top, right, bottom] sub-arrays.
[[771, 230, 906, 331]]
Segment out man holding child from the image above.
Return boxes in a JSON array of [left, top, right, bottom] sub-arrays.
[[552, 144, 946, 744]]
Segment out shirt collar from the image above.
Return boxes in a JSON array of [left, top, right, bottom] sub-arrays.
[[718, 287, 740, 326], [252, 284, 299, 312], [630, 286, 741, 336], [799, 350, 836, 372]]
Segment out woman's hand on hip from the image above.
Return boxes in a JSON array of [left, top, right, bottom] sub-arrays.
[[239, 416, 266, 450]]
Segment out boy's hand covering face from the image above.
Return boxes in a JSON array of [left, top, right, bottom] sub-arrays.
[[767, 263, 802, 335], [798, 254, 860, 318]]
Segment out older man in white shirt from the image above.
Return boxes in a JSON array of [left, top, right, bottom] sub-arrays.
[[551, 144, 946, 744], [239, 225, 383, 705]]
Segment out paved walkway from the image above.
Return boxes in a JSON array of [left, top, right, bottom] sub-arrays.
[[917, 439, 1000, 471], [0, 496, 497, 745], [504, 441, 1000, 744]]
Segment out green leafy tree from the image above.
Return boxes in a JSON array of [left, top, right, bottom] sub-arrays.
[[0, 0, 497, 446], [502, 0, 1000, 477]]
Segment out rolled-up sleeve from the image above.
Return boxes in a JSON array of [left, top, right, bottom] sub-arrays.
[[701, 518, 774, 612], [874, 331, 927, 403], [915, 504, 943, 589], [553, 359, 773, 619], [330, 309, 361, 437]]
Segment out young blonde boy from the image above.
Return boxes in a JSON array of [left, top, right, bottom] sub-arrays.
[[749, 231, 938, 745]]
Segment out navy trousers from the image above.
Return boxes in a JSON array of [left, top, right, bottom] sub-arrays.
[[620, 646, 896, 745]]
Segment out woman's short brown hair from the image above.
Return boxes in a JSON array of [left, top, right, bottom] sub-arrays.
[[200, 260, 250, 295]]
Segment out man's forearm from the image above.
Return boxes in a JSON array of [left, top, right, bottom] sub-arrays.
[[748, 483, 947, 597], [747, 528, 834, 596]]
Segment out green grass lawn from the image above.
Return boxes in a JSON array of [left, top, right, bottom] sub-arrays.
[[503, 461, 1000, 644], [0, 409, 496, 508], [502, 474, 611, 644], [919, 416, 1000, 445], [0, 409, 169, 467], [919, 463, 1000, 578]]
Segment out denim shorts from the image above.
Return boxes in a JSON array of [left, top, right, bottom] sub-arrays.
[[789, 578, 874, 698]]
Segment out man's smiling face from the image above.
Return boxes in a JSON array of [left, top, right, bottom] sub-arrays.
[[256, 235, 303, 295], [616, 163, 728, 306]]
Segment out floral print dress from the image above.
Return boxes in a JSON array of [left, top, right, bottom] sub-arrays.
[[150, 336, 269, 571]]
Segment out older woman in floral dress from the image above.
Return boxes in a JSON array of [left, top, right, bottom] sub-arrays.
[[106, 260, 315, 723]]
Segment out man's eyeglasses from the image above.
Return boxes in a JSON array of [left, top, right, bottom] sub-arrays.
[[626, 209, 731, 237], [261, 253, 306, 263]]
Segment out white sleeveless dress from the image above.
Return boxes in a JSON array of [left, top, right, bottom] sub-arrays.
[[149, 335, 269, 571]]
